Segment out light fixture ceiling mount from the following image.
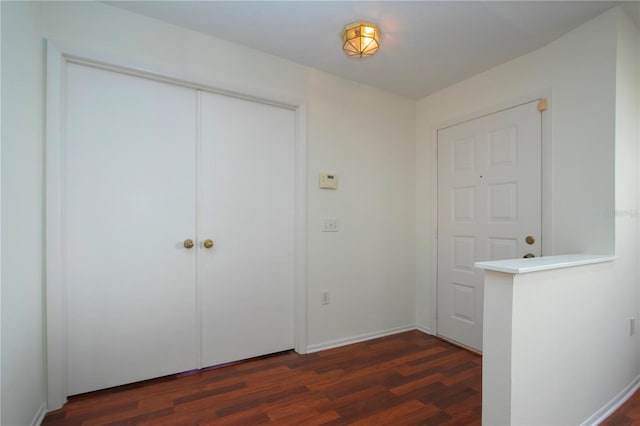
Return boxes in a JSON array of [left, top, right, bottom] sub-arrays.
[[340, 21, 380, 59]]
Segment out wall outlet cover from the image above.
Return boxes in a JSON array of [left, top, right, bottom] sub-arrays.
[[322, 218, 339, 232]]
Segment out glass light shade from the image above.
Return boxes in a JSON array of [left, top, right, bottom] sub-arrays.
[[340, 21, 380, 59]]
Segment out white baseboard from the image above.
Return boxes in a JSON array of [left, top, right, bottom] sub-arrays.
[[32, 402, 47, 426], [415, 324, 434, 335], [305, 324, 415, 353], [581, 374, 640, 425]]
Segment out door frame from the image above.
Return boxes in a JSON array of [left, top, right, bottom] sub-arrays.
[[431, 92, 552, 339], [45, 40, 308, 410]]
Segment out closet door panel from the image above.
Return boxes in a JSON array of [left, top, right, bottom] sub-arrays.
[[65, 64, 198, 395], [199, 91, 295, 366]]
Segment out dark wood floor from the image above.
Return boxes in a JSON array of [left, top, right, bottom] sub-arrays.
[[43, 331, 482, 425], [602, 387, 640, 426]]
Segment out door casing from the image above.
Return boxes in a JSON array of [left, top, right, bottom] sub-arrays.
[[45, 40, 308, 410], [436, 100, 543, 351], [430, 93, 552, 340]]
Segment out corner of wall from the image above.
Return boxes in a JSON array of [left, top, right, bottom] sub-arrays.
[[613, 2, 640, 378], [1, 1, 48, 424]]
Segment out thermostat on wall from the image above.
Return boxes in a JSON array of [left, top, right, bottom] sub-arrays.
[[319, 173, 338, 190]]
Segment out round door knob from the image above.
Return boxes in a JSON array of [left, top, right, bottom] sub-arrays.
[[523, 253, 535, 258], [203, 239, 214, 249], [183, 239, 194, 249], [525, 236, 536, 245]]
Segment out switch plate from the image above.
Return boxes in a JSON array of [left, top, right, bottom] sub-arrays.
[[319, 173, 338, 190], [323, 217, 339, 232]]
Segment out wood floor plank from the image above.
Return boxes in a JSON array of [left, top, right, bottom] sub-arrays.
[[601, 387, 640, 426], [347, 399, 427, 425], [99, 407, 175, 426], [43, 331, 493, 425], [266, 393, 331, 421], [44, 330, 640, 425], [382, 403, 444, 426], [389, 372, 447, 396]]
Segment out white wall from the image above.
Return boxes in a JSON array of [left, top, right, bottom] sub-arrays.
[[38, 1, 416, 354], [1, 2, 48, 425], [39, 2, 307, 106], [483, 261, 623, 425], [2, 0, 635, 422], [2, 0, 416, 417], [507, 255, 636, 425], [419, 6, 639, 422], [1, 2, 3, 419], [613, 7, 640, 412], [0, 4, 419, 417], [305, 69, 416, 349], [416, 7, 620, 332]]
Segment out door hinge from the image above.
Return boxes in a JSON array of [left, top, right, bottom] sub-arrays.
[[537, 98, 548, 112]]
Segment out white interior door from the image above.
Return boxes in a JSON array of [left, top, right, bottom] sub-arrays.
[[198, 91, 295, 367], [437, 101, 542, 351], [65, 64, 198, 395]]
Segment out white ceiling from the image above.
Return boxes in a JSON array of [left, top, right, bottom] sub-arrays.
[[107, 1, 639, 99]]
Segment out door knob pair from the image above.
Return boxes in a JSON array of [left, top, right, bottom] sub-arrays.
[[183, 239, 214, 249]]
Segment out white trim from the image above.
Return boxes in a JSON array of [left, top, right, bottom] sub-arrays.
[[44, 39, 308, 409], [437, 335, 482, 355], [45, 41, 68, 411], [41, 40, 305, 110], [0, 3, 2, 418], [293, 105, 308, 355], [65, 55, 295, 111], [429, 125, 439, 333], [415, 324, 435, 336], [305, 325, 415, 354], [431, 89, 552, 337], [195, 91, 203, 369], [475, 254, 616, 274], [433, 90, 551, 134], [581, 374, 640, 425], [31, 402, 47, 426], [540, 92, 553, 256]]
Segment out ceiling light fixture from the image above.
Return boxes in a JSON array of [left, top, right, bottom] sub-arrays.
[[340, 21, 380, 59]]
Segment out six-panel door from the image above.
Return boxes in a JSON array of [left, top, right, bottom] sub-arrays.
[[437, 101, 542, 351]]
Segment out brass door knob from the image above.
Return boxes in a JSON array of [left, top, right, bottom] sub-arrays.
[[203, 239, 214, 249], [183, 239, 194, 249], [525, 236, 536, 245], [523, 253, 535, 258]]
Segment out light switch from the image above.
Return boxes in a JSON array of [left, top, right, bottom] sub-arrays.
[[323, 217, 339, 232], [319, 173, 338, 190]]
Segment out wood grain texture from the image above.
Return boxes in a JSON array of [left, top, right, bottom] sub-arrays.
[[601, 387, 640, 426], [44, 331, 481, 425]]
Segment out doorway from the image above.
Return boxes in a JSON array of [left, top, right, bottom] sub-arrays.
[[45, 44, 307, 409], [436, 100, 543, 351]]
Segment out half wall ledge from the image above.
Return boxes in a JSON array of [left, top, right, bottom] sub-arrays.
[[475, 253, 616, 274], [476, 253, 618, 425]]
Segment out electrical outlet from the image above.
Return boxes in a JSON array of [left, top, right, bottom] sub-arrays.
[[321, 291, 330, 305], [631, 318, 636, 336]]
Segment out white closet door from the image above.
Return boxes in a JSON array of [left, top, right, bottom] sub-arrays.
[[65, 64, 198, 395], [198, 91, 295, 367]]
